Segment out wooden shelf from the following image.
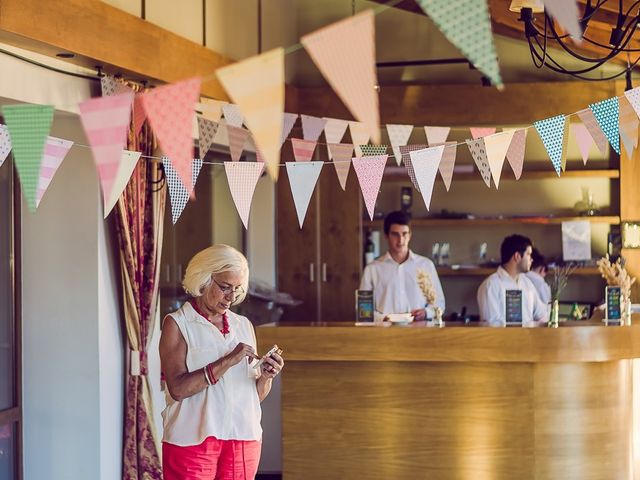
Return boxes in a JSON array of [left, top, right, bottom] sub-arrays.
[[382, 167, 619, 182], [364, 216, 620, 228], [436, 266, 601, 277]]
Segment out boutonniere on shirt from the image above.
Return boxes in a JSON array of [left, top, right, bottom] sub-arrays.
[[417, 268, 437, 306]]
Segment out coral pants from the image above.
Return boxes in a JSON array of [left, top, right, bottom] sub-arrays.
[[163, 437, 262, 480]]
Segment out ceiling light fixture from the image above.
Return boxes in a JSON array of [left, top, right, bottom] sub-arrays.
[[510, 0, 640, 82]]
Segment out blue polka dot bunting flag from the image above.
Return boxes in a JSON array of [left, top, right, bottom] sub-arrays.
[[534, 115, 566, 176], [589, 97, 620, 155]]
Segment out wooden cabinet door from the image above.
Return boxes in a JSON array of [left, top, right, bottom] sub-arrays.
[[277, 166, 320, 322], [318, 165, 362, 321]]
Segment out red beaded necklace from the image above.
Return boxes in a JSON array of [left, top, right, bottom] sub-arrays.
[[190, 299, 229, 335]]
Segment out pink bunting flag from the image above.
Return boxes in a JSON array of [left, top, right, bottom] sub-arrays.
[[227, 125, 250, 161], [79, 90, 135, 202], [438, 141, 457, 191], [571, 123, 593, 165], [352, 154, 388, 221], [300, 115, 327, 142], [163, 157, 204, 224], [327, 143, 353, 190], [132, 96, 146, 136], [409, 146, 445, 211], [400, 144, 429, 192], [324, 118, 350, 158], [619, 95, 639, 159], [302, 10, 380, 144], [285, 161, 324, 228], [198, 116, 219, 158], [542, 0, 582, 40], [576, 108, 608, 154], [224, 161, 265, 229], [222, 103, 244, 127], [483, 130, 515, 189], [281, 113, 298, 147], [0, 125, 12, 169], [505, 128, 527, 180], [291, 138, 317, 162], [35, 136, 73, 208], [424, 126, 451, 146], [141, 77, 201, 195], [466, 138, 491, 188], [386, 124, 413, 166], [470, 127, 496, 140]]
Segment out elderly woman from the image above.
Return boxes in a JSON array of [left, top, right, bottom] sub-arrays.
[[160, 244, 284, 480]]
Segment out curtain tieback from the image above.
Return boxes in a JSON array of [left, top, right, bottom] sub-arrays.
[[130, 349, 148, 376]]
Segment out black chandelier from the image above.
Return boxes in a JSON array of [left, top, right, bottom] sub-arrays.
[[511, 0, 640, 85]]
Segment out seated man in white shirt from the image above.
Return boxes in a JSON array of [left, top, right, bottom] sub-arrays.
[[477, 234, 548, 327], [525, 247, 551, 305], [360, 211, 445, 321]]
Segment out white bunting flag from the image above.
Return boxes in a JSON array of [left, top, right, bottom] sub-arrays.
[[349, 121, 371, 157], [409, 146, 445, 211], [576, 108, 608, 154], [387, 124, 413, 166], [103, 150, 141, 217], [35, 136, 73, 208], [281, 113, 298, 147], [199, 98, 226, 122], [466, 138, 491, 187], [225, 161, 265, 229], [222, 103, 244, 127], [285, 161, 323, 228], [164, 157, 204, 224], [624, 86, 640, 119], [300, 115, 327, 142], [542, 0, 582, 40], [352, 155, 388, 220], [324, 118, 350, 158], [424, 126, 451, 147], [571, 123, 593, 165], [619, 95, 639, 159], [483, 130, 515, 189], [0, 125, 12, 169]]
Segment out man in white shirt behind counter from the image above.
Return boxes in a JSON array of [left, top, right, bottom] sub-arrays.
[[477, 234, 548, 327], [360, 211, 445, 321]]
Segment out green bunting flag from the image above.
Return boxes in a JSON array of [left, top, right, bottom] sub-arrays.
[[3, 104, 54, 211], [415, 0, 503, 89]]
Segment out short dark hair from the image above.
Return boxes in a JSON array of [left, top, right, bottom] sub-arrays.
[[531, 247, 547, 270], [500, 234, 532, 265], [384, 211, 411, 235]]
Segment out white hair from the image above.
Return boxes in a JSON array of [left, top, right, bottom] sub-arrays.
[[182, 244, 249, 305]]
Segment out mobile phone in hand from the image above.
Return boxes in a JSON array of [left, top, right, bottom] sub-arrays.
[[255, 344, 282, 369]]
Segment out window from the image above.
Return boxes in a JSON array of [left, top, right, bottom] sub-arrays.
[[0, 157, 21, 480]]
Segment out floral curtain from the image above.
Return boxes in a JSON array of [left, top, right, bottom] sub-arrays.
[[115, 82, 166, 480]]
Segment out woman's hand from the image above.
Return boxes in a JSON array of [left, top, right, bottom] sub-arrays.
[[260, 352, 284, 379], [226, 342, 259, 366], [411, 308, 427, 322]]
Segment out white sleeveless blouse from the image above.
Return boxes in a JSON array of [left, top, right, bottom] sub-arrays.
[[161, 302, 262, 445]]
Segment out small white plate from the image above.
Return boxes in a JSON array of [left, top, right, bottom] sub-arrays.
[[386, 313, 414, 324]]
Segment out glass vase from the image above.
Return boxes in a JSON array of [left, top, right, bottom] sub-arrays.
[[548, 299, 559, 328]]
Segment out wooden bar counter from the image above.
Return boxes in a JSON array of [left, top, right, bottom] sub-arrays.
[[256, 322, 640, 480]]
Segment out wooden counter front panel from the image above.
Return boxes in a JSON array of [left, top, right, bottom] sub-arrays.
[[281, 361, 633, 480]]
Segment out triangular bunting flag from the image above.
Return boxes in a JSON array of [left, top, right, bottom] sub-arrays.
[[619, 95, 639, 158], [0, 125, 12, 169], [483, 130, 515, 189], [141, 77, 201, 194], [302, 10, 380, 143], [352, 154, 388, 220], [560, 121, 570, 171], [281, 113, 298, 147], [3, 104, 54, 211], [470, 127, 496, 139], [534, 114, 566, 176], [224, 161, 264, 229], [359, 144, 387, 156], [79, 91, 135, 203], [132, 96, 146, 136], [571, 123, 593, 165], [101, 75, 133, 97], [327, 143, 353, 190], [216, 48, 284, 180], [103, 150, 141, 217], [324, 118, 350, 158], [164, 157, 204, 224], [227, 125, 250, 161], [576, 108, 608, 154], [291, 138, 317, 162], [466, 138, 492, 187], [589, 97, 620, 154], [35, 136, 73, 208], [300, 115, 327, 142], [386, 124, 413, 166], [438, 141, 457, 191], [542, 0, 582, 40], [285, 161, 323, 228], [424, 126, 450, 147], [349, 121, 371, 157], [503, 128, 527, 179], [415, 0, 503, 88], [410, 146, 445, 211], [624, 87, 640, 119], [222, 103, 244, 127], [199, 98, 226, 122], [198, 116, 219, 158], [400, 144, 429, 191]]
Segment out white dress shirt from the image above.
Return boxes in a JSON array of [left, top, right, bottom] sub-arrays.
[[477, 266, 548, 327], [360, 250, 445, 317], [525, 270, 552, 305]]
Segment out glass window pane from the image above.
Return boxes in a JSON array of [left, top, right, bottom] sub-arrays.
[[0, 422, 16, 480], [0, 159, 14, 411]]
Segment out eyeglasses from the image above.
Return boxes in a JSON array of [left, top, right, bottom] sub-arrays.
[[212, 278, 245, 298]]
